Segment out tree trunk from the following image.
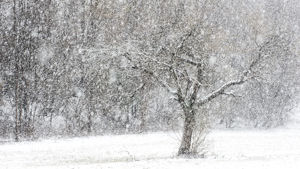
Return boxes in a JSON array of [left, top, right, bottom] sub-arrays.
[[87, 111, 92, 133], [178, 110, 195, 156], [14, 83, 19, 142]]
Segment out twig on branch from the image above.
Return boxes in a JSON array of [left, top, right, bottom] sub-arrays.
[[123, 52, 177, 95], [129, 83, 145, 98], [222, 92, 243, 98]]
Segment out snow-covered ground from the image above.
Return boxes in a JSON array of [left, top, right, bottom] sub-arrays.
[[1, 128, 300, 169]]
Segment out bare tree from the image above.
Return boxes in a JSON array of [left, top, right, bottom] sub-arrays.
[[0, 0, 299, 153], [120, 0, 298, 155]]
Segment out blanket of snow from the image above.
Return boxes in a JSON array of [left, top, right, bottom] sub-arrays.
[[1, 126, 300, 169]]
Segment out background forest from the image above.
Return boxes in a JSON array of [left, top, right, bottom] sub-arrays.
[[1, 0, 300, 145]]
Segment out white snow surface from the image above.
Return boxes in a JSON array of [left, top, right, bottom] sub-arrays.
[[1, 129, 300, 169]]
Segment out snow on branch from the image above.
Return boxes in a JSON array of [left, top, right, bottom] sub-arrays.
[[129, 83, 145, 98], [222, 92, 243, 98], [199, 79, 245, 106], [198, 52, 262, 106], [174, 54, 202, 66]]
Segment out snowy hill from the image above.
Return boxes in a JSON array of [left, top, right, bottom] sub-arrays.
[[1, 129, 300, 169]]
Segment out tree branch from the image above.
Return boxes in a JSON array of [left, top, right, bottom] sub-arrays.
[[198, 49, 262, 107], [123, 53, 177, 95], [222, 92, 243, 98], [199, 79, 245, 106]]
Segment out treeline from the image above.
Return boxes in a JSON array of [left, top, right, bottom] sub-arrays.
[[0, 0, 299, 141]]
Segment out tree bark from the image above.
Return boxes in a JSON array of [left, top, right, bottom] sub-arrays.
[[178, 110, 195, 156], [87, 111, 92, 133], [13, 0, 19, 142]]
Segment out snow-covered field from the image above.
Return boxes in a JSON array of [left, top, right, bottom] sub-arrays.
[[1, 128, 300, 169]]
